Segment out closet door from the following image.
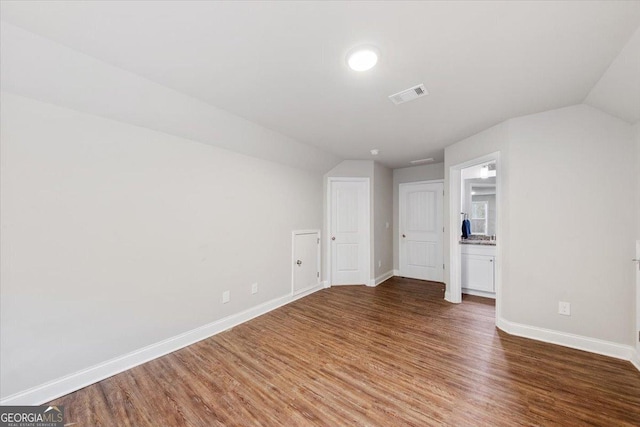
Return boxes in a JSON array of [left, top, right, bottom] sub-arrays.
[[329, 179, 370, 285], [399, 182, 444, 282]]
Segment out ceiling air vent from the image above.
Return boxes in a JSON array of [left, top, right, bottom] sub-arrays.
[[388, 84, 429, 105]]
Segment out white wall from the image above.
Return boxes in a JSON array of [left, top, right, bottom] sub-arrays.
[[444, 123, 510, 304], [374, 163, 393, 280], [0, 93, 326, 400], [585, 26, 640, 123], [445, 105, 637, 348], [324, 160, 374, 180], [0, 21, 342, 402], [506, 105, 635, 345], [392, 163, 444, 270], [0, 22, 339, 173]]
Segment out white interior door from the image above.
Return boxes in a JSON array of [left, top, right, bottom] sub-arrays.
[[330, 179, 369, 285], [399, 182, 444, 282], [292, 230, 320, 295]]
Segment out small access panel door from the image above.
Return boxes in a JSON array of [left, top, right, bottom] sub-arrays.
[[293, 230, 320, 295]]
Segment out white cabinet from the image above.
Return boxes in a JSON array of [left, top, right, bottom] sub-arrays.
[[461, 244, 495, 295]]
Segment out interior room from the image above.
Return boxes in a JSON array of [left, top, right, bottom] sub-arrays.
[[1, 1, 640, 425], [460, 161, 498, 300]]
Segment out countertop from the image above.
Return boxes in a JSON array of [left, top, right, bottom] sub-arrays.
[[459, 239, 496, 246]]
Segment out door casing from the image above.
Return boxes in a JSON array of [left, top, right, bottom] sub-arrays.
[[326, 177, 371, 286], [398, 180, 444, 281], [448, 152, 502, 322], [636, 240, 640, 359]]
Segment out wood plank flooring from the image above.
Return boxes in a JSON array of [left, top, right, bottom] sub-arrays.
[[50, 277, 640, 426]]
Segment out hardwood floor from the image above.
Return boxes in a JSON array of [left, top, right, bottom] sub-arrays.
[[50, 277, 640, 426]]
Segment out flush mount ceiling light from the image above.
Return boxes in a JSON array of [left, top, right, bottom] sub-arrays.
[[370, 149, 380, 156], [347, 46, 379, 71]]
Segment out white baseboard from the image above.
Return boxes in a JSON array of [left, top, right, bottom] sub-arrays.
[[293, 281, 325, 296], [393, 269, 400, 276], [444, 291, 461, 304], [631, 348, 640, 372], [368, 270, 394, 287], [322, 280, 329, 289], [462, 288, 496, 299], [0, 283, 325, 406], [497, 317, 637, 366]]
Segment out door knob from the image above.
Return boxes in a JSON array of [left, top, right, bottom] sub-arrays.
[[296, 260, 302, 266], [402, 234, 406, 238], [331, 237, 336, 241]]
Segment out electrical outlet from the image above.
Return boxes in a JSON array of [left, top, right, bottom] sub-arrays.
[[251, 283, 258, 294], [558, 301, 571, 316], [222, 291, 230, 304], [378, 260, 381, 268]]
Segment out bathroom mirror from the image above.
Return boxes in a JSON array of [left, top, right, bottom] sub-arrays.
[[463, 177, 496, 237]]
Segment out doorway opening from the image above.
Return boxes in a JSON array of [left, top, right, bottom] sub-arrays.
[[448, 152, 503, 322]]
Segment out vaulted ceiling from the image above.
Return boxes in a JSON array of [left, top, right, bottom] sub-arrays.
[[2, 1, 639, 168]]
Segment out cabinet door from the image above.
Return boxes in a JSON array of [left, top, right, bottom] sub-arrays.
[[461, 254, 495, 292]]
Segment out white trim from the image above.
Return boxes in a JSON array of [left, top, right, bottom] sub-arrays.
[[291, 229, 321, 235], [631, 349, 640, 372], [635, 240, 640, 370], [398, 180, 445, 281], [448, 152, 502, 327], [369, 270, 394, 287], [400, 179, 445, 185], [462, 288, 496, 299], [326, 177, 371, 286], [0, 284, 325, 406], [291, 229, 321, 295], [293, 283, 320, 296], [497, 317, 637, 362]]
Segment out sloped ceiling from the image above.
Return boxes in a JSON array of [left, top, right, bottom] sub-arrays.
[[1, 22, 342, 173], [2, 1, 640, 168], [585, 27, 640, 124]]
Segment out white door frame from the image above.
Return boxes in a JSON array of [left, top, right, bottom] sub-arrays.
[[636, 240, 640, 366], [326, 177, 371, 286], [291, 229, 321, 295], [448, 152, 503, 321], [398, 179, 444, 280]]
